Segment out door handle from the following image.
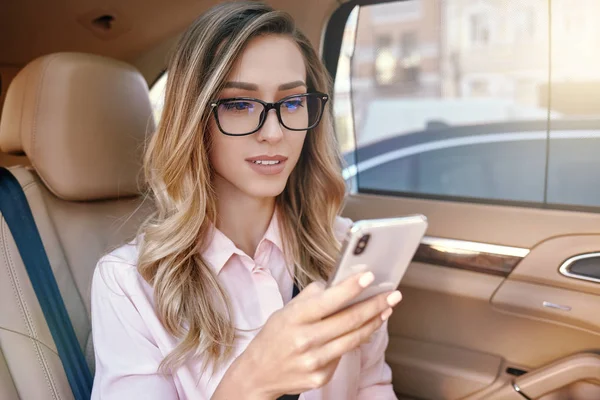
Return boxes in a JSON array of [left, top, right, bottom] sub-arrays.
[[468, 352, 600, 400], [560, 253, 600, 284], [512, 352, 600, 398]]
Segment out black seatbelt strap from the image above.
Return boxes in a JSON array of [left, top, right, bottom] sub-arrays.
[[276, 283, 301, 400], [0, 168, 93, 399]]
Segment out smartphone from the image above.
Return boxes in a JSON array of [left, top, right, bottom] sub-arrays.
[[327, 215, 428, 307]]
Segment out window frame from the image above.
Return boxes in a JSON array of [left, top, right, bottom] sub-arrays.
[[323, 0, 600, 214]]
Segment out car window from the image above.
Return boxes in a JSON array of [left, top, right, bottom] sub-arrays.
[[332, 0, 600, 210], [150, 72, 168, 125]]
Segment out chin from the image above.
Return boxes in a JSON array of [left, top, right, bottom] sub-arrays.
[[244, 179, 288, 199]]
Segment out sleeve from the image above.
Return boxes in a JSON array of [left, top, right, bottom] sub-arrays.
[[357, 321, 397, 399], [90, 259, 178, 400]]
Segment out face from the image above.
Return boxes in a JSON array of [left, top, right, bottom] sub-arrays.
[[209, 35, 309, 201]]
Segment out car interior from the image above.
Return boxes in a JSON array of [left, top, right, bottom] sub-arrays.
[[1, 0, 599, 399]]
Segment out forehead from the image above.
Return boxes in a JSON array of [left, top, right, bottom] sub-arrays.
[[227, 35, 306, 89]]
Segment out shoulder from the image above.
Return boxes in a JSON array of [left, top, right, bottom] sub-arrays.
[[333, 215, 353, 242], [92, 238, 148, 298]]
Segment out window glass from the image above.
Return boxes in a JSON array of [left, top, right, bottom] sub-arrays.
[[546, 0, 600, 208], [337, 0, 567, 206], [149, 72, 168, 125], [334, 6, 359, 191]]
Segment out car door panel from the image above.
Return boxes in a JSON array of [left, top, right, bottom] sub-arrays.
[[509, 235, 600, 296], [388, 336, 504, 399], [491, 280, 600, 334], [342, 194, 600, 399]]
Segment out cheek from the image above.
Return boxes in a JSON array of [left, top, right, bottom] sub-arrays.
[[209, 128, 242, 176], [289, 132, 308, 162]]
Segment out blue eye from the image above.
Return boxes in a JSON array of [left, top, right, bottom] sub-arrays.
[[221, 101, 254, 112], [282, 99, 304, 112]]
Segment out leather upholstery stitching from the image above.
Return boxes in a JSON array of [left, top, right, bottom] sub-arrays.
[[0, 326, 63, 356], [1, 213, 60, 399]]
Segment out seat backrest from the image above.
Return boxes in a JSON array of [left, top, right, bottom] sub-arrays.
[[0, 152, 29, 167], [0, 52, 155, 400]]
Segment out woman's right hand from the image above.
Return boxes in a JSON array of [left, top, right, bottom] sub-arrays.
[[214, 270, 402, 399]]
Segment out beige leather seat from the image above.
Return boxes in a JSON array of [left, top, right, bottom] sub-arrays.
[[0, 52, 155, 400], [0, 153, 29, 167]]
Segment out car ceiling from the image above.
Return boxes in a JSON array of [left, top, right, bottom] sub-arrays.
[[0, 0, 343, 83]]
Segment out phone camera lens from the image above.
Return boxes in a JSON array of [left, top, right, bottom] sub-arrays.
[[353, 234, 371, 255]]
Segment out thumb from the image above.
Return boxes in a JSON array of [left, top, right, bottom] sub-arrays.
[[293, 280, 326, 299]]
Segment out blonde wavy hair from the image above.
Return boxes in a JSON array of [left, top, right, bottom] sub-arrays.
[[138, 1, 346, 373]]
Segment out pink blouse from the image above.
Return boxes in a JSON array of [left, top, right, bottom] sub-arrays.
[[90, 213, 396, 399]]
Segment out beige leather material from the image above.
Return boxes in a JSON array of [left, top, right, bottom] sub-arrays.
[[0, 345, 19, 400], [538, 382, 600, 400], [387, 336, 502, 399], [515, 353, 600, 398], [0, 328, 74, 400], [0, 166, 152, 399], [0, 52, 154, 201], [492, 280, 600, 334], [1, 0, 337, 79], [1, 169, 76, 400], [389, 286, 600, 387], [0, 64, 29, 154], [1, 169, 89, 350], [40, 177, 154, 315], [402, 261, 504, 300], [0, 66, 20, 125], [470, 356, 600, 400], [0, 152, 29, 167], [509, 234, 600, 296]]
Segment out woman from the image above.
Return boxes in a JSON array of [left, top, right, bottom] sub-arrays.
[[91, 2, 401, 399]]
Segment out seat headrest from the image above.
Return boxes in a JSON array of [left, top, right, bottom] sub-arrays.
[[0, 53, 155, 201]]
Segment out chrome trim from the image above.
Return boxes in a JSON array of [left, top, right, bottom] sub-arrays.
[[415, 236, 529, 277], [421, 236, 530, 258], [542, 301, 572, 312], [559, 252, 600, 284], [512, 381, 533, 400]]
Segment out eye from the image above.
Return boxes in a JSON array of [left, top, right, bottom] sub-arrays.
[[221, 101, 255, 112], [282, 98, 305, 112]]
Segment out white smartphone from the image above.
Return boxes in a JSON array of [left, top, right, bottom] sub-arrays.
[[327, 215, 428, 307]]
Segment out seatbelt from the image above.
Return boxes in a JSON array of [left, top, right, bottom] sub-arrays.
[[0, 168, 93, 399], [276, 283, 301, 400]]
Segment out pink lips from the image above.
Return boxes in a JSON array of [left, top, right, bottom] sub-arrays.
[[245, 155, 288, 175], [245, 155, 288, 162]]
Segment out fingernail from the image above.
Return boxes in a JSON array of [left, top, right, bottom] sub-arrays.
[[387, 291, 402, 307], [358, 272, 375, 288], [381, 308, 393, 321]]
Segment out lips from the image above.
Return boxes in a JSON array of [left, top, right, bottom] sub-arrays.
[[245, 155, 288, 165], [245, 155, 288, 175]]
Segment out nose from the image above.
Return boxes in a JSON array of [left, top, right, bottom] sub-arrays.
[[257, 108, 283, 144]]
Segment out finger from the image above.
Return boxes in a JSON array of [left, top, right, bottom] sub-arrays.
[[291, 281, 325, 300], [305, 312, 389, 369], [296, 270, 375, 322], [310, 290, 400, 344]]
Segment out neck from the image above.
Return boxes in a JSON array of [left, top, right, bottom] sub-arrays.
[[214, 176, 276, 257]]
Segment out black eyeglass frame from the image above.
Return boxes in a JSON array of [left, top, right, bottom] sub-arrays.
[[210, 92, 329, 136]]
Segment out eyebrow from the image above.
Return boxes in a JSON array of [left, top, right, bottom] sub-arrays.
[[223, 80, 307, 91]]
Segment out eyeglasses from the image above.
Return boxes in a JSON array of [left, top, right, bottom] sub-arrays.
[[210, 92, 328, 136]]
